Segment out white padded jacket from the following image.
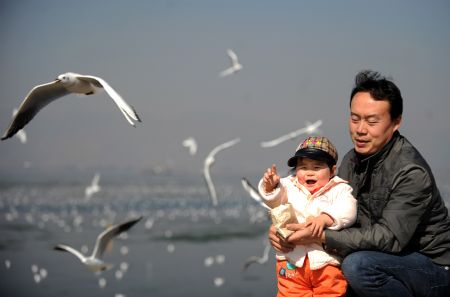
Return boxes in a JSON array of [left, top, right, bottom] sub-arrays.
[[258, 175, 357, 269]]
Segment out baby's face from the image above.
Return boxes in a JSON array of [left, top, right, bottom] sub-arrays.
[[295, 158, 333, 193]]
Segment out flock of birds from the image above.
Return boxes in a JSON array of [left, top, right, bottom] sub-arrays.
[[1, 48, 322, 207], [1, 48, 323, 293]]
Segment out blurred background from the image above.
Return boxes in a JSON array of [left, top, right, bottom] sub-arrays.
[[1, 1, 449, 296], [1, 0, 449, 184]]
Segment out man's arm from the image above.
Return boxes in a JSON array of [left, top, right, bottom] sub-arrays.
[[326, 165, 434, 257]]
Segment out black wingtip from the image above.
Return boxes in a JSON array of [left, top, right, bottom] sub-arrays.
[[121, 216, 143, 230], [133, 107, 142, 123]]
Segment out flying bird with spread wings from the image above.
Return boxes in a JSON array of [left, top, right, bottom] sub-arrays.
[[53, 217, 142, 273], [1, 72, 141, 141], [85, 173, 101, 200], [219, 49, 243, 77]]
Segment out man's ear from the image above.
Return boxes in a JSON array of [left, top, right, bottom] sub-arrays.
[[393, 115, 402, 132]]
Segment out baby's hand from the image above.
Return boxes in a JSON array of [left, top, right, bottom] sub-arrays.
[[263, 164, 280, 193], [305, 214, 332, 237]]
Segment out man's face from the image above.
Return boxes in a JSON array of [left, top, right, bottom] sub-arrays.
[[349, 92, 401, 156]]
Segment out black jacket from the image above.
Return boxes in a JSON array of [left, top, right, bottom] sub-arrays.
[[325, 131, 450, 265]]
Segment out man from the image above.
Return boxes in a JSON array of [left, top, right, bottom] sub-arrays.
[[269, 70, 450, 296]]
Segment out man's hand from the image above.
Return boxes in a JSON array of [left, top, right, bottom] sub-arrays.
[[268, 225, 295, 253], [263, 164, 280, 193]]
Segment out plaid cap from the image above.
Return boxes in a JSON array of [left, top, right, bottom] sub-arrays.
[[287, 136, 338, 167]]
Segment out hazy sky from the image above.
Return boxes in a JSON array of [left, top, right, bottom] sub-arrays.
[[1, 0, 450, 184]]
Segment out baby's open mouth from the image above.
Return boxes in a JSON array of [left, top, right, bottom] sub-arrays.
[[306, 180, 316, 185]]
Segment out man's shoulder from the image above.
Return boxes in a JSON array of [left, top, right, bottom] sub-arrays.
[[390, 134, 429, 167]]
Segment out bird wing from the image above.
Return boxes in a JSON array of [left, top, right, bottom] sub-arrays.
[[261, 244, 271, 262], [203, 156, 217, 206], [305, 119, 322, 134], [243, 245, 271, 271], [227, 49, 239, 65], [2, 80, 68, 140], [219, 67, 236, 77], [203, 138, 240, 206], [77, 75, 141, 126], [208, 138, 240, 159], [242, 256, 260, 271], [54, 244, 86, 262], [92, 173, 100, 187], [241, 178, 270, 210], [91, 217, 142, 259], [260, 120, 322, 148]]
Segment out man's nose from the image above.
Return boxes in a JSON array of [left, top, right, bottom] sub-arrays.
[[356, 121, 368, 134]]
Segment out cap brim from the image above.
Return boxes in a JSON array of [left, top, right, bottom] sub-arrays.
[[287, 148, 336, 167]]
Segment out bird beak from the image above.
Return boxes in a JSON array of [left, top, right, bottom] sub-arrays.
[[54, 78, 61, 82]]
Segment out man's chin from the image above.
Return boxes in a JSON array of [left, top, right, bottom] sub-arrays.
[[355, 148, 374, 157]]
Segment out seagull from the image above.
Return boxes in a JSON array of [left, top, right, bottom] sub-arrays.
[[1, 72, 141, 141], [241, 177, 270, 210], [182, 137, 198, 156], [243, 243, 271, 271], [85, 173, 101, 200], [260, 120, 323, 148], [203, 138, 241, 206], [53, 216, 142, 273], [219, 49, 243, 77]]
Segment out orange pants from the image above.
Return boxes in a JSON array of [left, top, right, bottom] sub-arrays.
[[276, 256, 347, 297]]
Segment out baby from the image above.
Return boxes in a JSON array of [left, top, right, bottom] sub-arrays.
[[259, 136, 357, 297]]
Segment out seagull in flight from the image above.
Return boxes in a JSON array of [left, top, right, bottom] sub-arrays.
[[260, 120, 323, 148], [203, 138, 241, 206], [85, 173, 101, 200], [219, 49, 243, 77], [182, 137, 198, 156], [243, 243, 271, 271], [1, 72, 141, 141], [241, 177, 270, 210], [53, 217, 142, 273]]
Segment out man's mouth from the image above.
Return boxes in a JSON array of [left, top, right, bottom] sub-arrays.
[[355, 138, 369, 143], [355, 138, 369, 147]]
